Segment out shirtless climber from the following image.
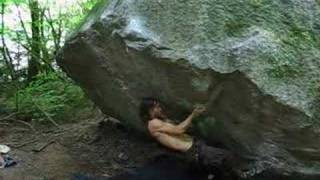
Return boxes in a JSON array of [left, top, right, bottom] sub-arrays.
[[139, 97, 248, 179]]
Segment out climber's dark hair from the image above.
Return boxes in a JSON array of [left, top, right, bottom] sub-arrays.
[[139, 97, 160, 124]]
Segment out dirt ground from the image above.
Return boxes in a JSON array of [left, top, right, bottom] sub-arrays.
[[0, 112, 169, 180]]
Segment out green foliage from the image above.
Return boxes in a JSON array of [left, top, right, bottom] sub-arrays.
[[1, 0, 27, 5], [62, 0, 102, 33], [7, 72, 93, 124], [0, 82, 14, 114], [0, 0, 102, 124], [0, 0, 103, 82]]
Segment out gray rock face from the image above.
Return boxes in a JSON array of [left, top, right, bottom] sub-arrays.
[[57, 0, 320, 179]]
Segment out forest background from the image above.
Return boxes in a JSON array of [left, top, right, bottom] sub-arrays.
[[0, 0, 102, 126]]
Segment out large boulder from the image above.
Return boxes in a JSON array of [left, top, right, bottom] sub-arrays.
[[57, 0, 320, 179]]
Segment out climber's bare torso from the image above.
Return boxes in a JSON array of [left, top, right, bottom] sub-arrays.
[[148, 119, 193, 152], [144, 101, 250, 179]]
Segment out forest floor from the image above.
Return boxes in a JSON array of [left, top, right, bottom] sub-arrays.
[[0, 111, 170, 180]]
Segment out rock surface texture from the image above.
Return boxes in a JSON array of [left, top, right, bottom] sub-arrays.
[[57, 0, 320, 179]]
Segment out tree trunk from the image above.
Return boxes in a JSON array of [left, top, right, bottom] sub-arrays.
[[40, 8, 52, 72], [28, 0, 41, 81]]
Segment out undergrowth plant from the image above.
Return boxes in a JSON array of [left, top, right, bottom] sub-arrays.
[[7, 72, 94, 124]]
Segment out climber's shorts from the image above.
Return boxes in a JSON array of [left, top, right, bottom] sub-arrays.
[[184, 138, 234, 172]]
